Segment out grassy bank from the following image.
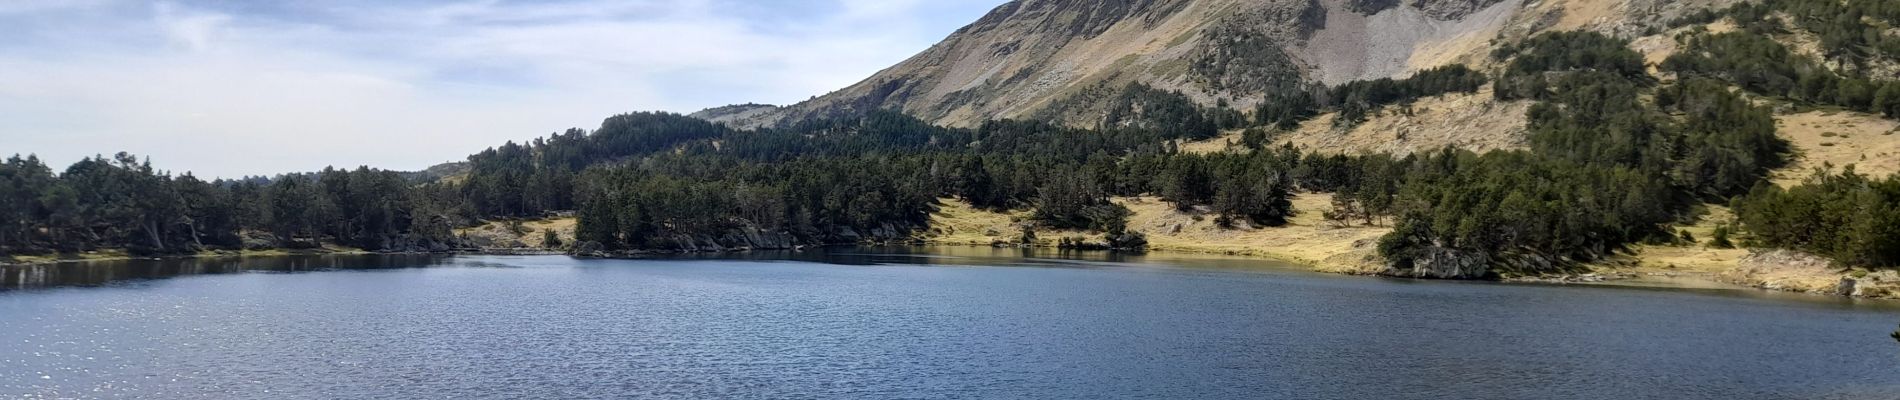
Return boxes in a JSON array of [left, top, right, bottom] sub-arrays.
[[922, 196, 1900, 299], [919, 194, 1390, 274], [12, 201, 1891, 300]]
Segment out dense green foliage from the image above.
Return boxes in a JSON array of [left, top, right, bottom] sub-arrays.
[[1102, 84, 1220, 139], [1375, 151, 1681, 270], [1250, 65, 1488, 130], [1663, 0, 1900, 119], [1191, 19, 1306, 95], [1252, 89, 1320, 131], [1155, 151, 1298, 227], [1373, 32, 1789, 274], [1657, 78, 1791, 198], [463, 112, 730, 217], [552, 109, 1322, 250], [1729, 0, 1900, 65], [573, 156, 939, 250], [1326, 65, 1488, 125], [1037, 83, 1222, 140], [0, 154, 463, 256], [450, 108, 1170, 251], [1664, 32, 1900, 119], [1652, 0, 1900, 268], [1495, 31, 1651, 101], [1032, 168, 1128, 231], [1735, 168, 1900, 267]]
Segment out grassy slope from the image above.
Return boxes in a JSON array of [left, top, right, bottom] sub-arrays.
[[455, 217, 578, 250], [920, 198, 1107, 247], [1178, 18, 1899, 294], [1119, 195, 1391, 274], [1599, 205, 1892, 295], [1771, 111, 1900, 186], [1174, 87, 1532, 157], [920, 194, 1392, 274]]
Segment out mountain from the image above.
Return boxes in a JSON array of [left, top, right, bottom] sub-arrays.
[[15, 0, 1900, 292], [696, 0, 1737, 130]]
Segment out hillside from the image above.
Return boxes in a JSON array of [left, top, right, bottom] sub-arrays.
[[1771, 110, 1900, 186], [699, 0, 1736, 130], [1178, 85, 1533, 155], [14, 0, 1900, 299]]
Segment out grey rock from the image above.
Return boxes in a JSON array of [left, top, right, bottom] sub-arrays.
[[1382, 246, 1491, 279]]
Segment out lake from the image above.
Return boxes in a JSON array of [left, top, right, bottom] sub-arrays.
[[3, 247, 1898, 399]]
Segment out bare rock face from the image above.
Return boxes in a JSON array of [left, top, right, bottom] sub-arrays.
[[695, 0, 1541, 128], [998, 0, 1194, 39], [730, 0, 1216, 129], [689, 104, 780, 128], [1722, 249, 1900, 298], [1411, 0, 1508, 20], [1840, 271, 1900, 298], [690, 0, 1744, 145]]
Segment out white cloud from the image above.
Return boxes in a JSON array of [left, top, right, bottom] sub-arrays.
[[0, 0, 1004, 178], [154, 2, 230, 51]]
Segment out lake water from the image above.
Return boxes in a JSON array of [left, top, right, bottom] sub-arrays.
[[3, 247, 1899, 399]]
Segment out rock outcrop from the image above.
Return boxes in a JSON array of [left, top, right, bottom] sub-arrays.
[[1727, 250, 1900, 298], [689, 104, 782, 127], [1380, 246, 1491, 279]]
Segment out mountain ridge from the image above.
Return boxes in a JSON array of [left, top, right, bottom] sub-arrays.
[[695, 0, 1737, 130]]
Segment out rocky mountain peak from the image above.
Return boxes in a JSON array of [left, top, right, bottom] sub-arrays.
[[695, 0, 1739, 130]]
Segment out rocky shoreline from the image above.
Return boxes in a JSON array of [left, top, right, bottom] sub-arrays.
[[1499, 250, 1900, 300]]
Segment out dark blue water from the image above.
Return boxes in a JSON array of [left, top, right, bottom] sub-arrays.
[[3, 248, 1898, 399]]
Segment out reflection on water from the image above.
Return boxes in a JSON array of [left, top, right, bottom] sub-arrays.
[[1, 254, 455, 291], [5, 247, 1203, 292], [2, 249, 1898, 399], [644, 245, 1150, 265], [6, 247, 1896, 309], [644, 246, 1900, 308], [636, 245, 1323, 271]]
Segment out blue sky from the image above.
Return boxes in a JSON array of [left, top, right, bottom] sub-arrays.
[[0, 0, 1006, 178]]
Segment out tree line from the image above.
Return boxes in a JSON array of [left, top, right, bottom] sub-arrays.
[[4, 26, 1894, 274], [1246, 65, 1489, 132], [1735, 168, 1900, 267], [0, 154, 464, 256]]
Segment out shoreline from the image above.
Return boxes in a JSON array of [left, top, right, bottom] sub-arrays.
[[921, 197, 1900, 300], [6, 242, 1891, 301], [0, 248, 478, 267], [920, 239, 1900, 300]]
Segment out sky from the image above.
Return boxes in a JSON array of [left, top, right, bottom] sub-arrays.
[[0, 0, 1007, 178]]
